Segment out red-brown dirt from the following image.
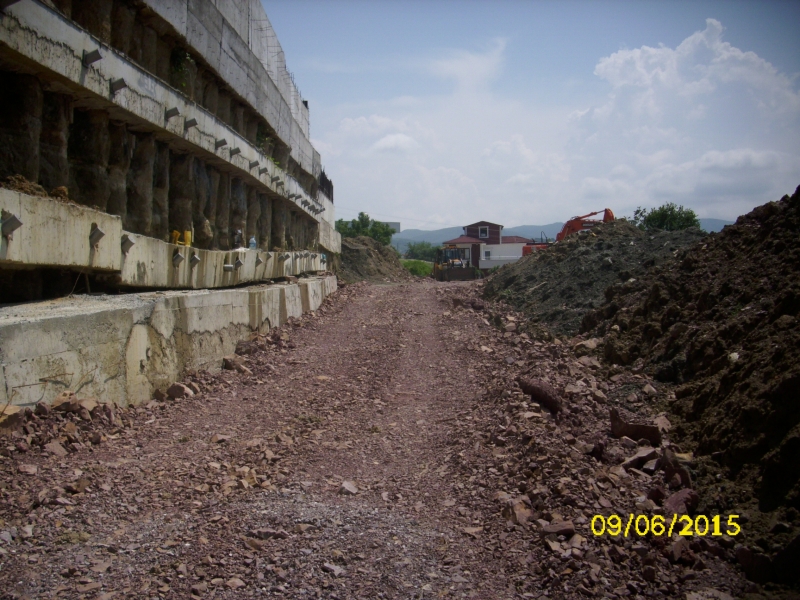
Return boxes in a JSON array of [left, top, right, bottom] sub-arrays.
[[0, 281, 787, 599]]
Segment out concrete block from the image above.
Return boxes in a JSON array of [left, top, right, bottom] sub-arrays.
[[0, 188, 122, 271], [248, 285, 281, 332], [299, 278, 323, 313], [118, 232, 319, 288], [279, 283, 302, 322], [0, 275, 336, 407], [319, 219, 341, 254], [322, 275, 337, 297]]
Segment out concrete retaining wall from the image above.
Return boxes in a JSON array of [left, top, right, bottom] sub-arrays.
[[0, 275, 336, 407], [0, 188, 328, 287], [0, 188, 122, 271], [0, 1, 340, 254]]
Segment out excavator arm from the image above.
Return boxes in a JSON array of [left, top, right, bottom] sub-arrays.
[[556, 208, 615, 242]]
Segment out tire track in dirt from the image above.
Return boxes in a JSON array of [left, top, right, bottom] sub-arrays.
[[0, 281, 524, 599]]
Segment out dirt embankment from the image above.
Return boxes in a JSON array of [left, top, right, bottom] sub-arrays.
[[338, 236, 412, 284], [484, 220, 705, 338], [578, 187, 800, 582]]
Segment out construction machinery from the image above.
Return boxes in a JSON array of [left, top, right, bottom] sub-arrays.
[[433, 246, 476, 281], [555, 208, 615, 242], [522, 231, 553, 255]]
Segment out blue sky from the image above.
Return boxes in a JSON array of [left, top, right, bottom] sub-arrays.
[[262, 0, 800, 229]]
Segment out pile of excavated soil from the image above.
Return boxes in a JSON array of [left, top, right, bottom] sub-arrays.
[[1, 174, 71, 202], [484, 220, 705, 338], [338, 235, 412, 284], [581, 187, 800, 581]]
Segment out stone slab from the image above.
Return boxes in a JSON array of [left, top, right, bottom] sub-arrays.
[[0, 276, 336, 406], [0, 189, 122, 271]]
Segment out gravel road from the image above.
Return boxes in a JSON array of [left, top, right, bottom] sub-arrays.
[[0, 281, 758, 599]]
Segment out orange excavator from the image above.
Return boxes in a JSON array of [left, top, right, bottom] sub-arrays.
[[555, 208, 615, 242]]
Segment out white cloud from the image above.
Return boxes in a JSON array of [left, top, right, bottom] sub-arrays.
[[371, 133, 419, 152], [312, 20, 799, 227], [339, 115, 408, 137], [593, 19, 800, 117], [428, 38, 506, 90]]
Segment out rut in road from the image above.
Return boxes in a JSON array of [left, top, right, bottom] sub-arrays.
[[1, 281, 526, 599]]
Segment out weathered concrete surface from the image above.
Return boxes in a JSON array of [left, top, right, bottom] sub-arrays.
[[0, 0, 340, 253], [299, 278, 324, 313], [0, 275, 336, 407], [0, 188, 122, 271], [117, 234, 323, 288], [279, 282, 303, 323], [1, 190, 324, 285]]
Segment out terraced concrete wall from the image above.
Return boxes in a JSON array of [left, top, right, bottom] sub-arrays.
[[0, 188, 329, 289], [0, 276, 337, 407], [0, 0, 340, 272]]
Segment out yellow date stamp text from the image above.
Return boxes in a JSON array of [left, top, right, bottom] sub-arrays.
[[591, 514, 741, 538]]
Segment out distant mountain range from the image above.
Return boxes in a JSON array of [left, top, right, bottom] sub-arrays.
[[390, 219, 733, 253]]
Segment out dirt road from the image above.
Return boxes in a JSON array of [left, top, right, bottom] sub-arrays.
[[0, 281, 754, 599]]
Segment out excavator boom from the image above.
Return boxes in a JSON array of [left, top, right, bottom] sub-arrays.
[[555, 208, 615, 242]]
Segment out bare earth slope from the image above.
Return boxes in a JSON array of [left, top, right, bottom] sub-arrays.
[[579, 188, 800, 582], [338, 236, 412, 283]]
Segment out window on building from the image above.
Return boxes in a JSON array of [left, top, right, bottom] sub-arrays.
[[484, 250, 491, 259], [479, 226, 489, 238]]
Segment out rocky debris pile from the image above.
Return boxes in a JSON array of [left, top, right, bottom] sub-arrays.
[[433, 285, 758, 597], [0, 391, 123, 461], [339, 235, 412, 284], [578, 187, 800, 582], [484, 219, 705, 338]]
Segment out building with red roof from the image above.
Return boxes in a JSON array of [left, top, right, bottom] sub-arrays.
[[441, 222, 535, 269]]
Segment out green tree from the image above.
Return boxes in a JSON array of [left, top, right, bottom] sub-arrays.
[[405, 241, 439, 261], [631, 203, 700, 231], [335, 212, 394, 245]]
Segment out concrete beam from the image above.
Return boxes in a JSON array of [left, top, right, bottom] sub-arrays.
[[0, 275, 336, 406], [1, 171, 331, 285], [0, 188, 121, 271]]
